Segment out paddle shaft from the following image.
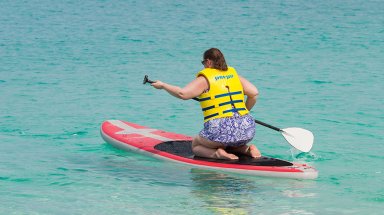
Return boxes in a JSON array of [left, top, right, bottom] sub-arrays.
[[254, 119, 282, 132], [143, 75, 284, 133]]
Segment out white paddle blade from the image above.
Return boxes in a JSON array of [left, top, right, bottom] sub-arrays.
[[281, 128, 314, 152]]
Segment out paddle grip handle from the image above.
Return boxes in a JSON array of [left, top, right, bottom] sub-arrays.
[[254, 119, 282, 132]]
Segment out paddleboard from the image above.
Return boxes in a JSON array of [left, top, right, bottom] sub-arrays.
[[100, 120, 318, 179]]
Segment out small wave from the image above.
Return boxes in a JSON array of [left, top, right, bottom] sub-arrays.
[[311, 80, 333, 84], [282, 190, 317, 198], [290, 149, 322, 162], [71, 131, 88, 136]]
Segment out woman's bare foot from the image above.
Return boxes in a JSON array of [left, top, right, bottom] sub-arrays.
[[247, 145, 261, 158], [214, 148, 239, 160], [227, 144, 261, 158]]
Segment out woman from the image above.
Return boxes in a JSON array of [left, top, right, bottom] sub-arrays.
[[151, 48, 261, 160]]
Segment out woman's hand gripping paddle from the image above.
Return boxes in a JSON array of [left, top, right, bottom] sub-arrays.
[[143, 75, 314, 152]]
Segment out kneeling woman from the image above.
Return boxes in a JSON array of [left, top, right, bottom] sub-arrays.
[[151, 48, 261, 160]]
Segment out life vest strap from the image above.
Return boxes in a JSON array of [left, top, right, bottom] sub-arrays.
[[202, 105, 215, 111], [223, 108, 247, 114], [215, 91, 242, 98], [196, 97, 210, 102], [219, 100, 243, 107], [204, 113, 219, 120]]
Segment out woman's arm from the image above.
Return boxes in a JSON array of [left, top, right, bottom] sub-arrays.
[[239, 76, 259, 111], [151, 76, 208, 100]]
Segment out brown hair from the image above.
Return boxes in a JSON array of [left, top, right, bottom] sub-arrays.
[[203, 48, 228, 71]]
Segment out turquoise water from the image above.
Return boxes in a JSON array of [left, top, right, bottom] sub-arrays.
[[1, 0, 383, 214]]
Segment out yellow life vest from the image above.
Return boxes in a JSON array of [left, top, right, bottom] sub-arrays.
[[196, 67, 249, 122]]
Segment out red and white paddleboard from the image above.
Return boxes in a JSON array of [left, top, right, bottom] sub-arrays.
[[100, 120, 318, 179]]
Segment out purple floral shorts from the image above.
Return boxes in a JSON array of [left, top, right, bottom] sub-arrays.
[[199, 113, 256, 147]]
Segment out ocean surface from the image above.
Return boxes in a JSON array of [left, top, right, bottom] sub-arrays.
[[1, 0, 383, 214]]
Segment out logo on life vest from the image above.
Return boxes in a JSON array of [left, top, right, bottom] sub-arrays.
[[214, 74, 234, 81]]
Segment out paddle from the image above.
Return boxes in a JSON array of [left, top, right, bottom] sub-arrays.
[[143, 75, 314, 152], [253, 120, 313, 152]]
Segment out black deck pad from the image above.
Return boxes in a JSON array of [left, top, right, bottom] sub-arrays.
[[154, 141, 293, 166]]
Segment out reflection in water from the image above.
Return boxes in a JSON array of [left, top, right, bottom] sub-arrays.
[[189, 168, 259, 215], [189, 168, 318, 215]]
